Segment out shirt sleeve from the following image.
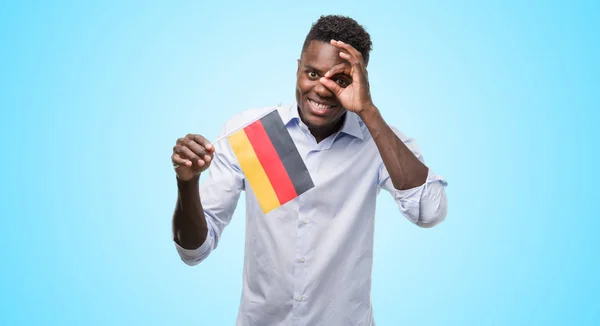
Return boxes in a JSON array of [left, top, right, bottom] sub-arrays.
[[377, 128, 448, 228], [174, 125, 245, 266]]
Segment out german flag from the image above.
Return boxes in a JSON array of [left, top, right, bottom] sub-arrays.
[[228, 110, 314, 214]]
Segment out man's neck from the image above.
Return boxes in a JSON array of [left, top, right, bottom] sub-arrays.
[[298, 108, 346, 143]]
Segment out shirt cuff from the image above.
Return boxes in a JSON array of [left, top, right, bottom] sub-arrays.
[[174, 229, 214, 266], [394, 169, 447, 200]]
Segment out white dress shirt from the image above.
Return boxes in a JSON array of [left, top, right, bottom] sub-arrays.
[[175, 103, 448, 325]]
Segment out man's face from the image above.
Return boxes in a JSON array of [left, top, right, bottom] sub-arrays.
[[296, 41, 352, 131]]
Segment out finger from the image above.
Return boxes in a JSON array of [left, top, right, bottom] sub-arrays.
[[324, 62, 351, 78], [339, 51, 352, 61], [181, 138, 210, 159], [174, 145, 201, 163], [339, 50, 361, 69], [175, 145, 211, 170], [332, 40, 362, 61], [330, 40, 364, 64], [338, 51, 368, 84], [187, 134, 214, 152], [319, 77, 343, 97], [172, 153, 192, 167]]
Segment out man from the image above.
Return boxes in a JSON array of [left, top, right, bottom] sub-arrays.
[[171, 15, 448, 325]]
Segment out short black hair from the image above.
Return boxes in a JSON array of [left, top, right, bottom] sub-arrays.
[[302, 15, 373, 65]]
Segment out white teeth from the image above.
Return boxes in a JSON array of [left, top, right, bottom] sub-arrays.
[[309, 99, 331, 111]]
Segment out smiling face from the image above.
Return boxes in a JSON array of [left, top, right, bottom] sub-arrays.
[[296, 40, 352, 140]]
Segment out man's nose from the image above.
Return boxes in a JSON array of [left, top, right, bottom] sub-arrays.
[[314, 81, 334, 98]]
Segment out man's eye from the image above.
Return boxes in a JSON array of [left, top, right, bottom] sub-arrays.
[[336, 79, 349, 87], [308, 71, 318, 79]]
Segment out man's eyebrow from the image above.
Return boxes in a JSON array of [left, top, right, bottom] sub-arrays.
[[303, 64, 351, 77], [303, 64, 325, 74]]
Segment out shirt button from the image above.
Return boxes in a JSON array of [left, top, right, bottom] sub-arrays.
[[297, 296, 303, 302], [303, 219, 309, 224], [300, 258, 305, 263]]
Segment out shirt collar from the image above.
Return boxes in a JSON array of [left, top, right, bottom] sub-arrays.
[[280, 102, 364, 140]]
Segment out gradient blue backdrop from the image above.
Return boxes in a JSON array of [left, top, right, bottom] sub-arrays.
[[1, 1, 598, 325]]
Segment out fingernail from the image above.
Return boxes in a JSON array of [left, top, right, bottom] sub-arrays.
[[206, 143, 213, 149]]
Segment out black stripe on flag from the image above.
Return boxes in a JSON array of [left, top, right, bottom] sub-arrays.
[[260, 110, 314, 195]]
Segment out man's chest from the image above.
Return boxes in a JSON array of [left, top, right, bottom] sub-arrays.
[[241, 126, 382, 220], [284, 133, 381, 213]]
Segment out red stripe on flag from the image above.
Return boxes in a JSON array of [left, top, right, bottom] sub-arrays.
[[243, 120, 298, 205]]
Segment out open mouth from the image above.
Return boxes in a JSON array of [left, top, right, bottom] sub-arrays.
[[307, 99, 336, 115]]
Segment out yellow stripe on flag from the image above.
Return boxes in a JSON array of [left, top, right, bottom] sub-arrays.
[[228, 129, 280, 213]]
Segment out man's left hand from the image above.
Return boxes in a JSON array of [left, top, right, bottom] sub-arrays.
[[319, 39, 375, 115]]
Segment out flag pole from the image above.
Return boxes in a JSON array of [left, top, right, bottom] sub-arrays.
[[173, 105, 282, 169]]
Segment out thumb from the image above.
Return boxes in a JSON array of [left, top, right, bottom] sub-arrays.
[[319, 77, 343, 97]]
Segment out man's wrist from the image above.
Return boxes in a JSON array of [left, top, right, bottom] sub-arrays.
[[357, 104, 381, 125], [177, 173, 201, 186]]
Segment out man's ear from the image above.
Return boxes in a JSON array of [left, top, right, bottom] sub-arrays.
[[296, 59, 301, 74]]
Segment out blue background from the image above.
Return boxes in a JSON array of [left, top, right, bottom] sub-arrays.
[[1, 1, 598, 325]]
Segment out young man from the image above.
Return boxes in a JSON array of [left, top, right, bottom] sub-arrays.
[[171, 15, 448, 325]]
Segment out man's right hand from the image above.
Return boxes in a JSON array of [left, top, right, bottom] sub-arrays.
[[172, 134, 215, 181]]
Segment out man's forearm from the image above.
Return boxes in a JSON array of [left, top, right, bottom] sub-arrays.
[[172, 174, 209, 249], [359, 106, 429, 190]]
